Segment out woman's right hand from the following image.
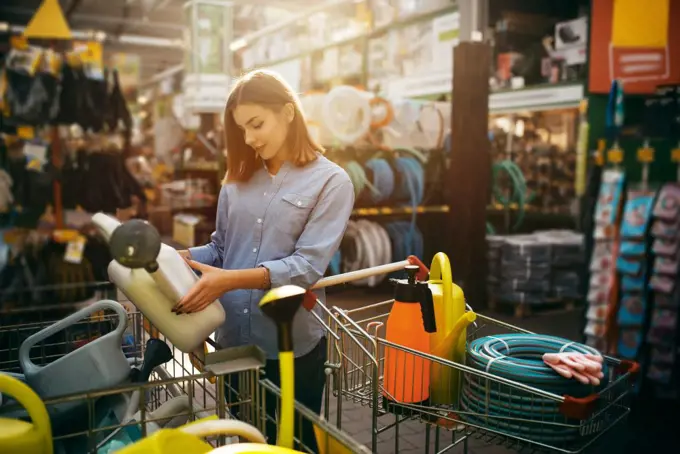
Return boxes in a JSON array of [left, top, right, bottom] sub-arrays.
[[178, 250, 192, 260]]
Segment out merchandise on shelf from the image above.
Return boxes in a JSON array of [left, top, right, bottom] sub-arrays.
[[489, 110, 579, 221], [486, 230, 584, 306]]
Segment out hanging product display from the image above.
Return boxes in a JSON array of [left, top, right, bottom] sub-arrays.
[[615, 188, 656, 359], [1, 46, 131, 134], [647, 183, 680, 393], [585, 169, 625, 352], [0, 230, 112, 310]]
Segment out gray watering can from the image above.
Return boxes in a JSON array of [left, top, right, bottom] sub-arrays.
[[19, 300, 131, 415]]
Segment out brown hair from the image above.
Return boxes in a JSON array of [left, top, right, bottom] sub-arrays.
[[222, 70, 323, 183]]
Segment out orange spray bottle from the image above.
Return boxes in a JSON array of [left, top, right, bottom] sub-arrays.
[[382, 265, 437, 405]]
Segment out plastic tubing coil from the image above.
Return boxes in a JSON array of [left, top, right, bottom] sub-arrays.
[[321, 85, 372, 145], [492, 160, 529, 230], [364, 158, 395, 205], [459, 333, 608, 445]]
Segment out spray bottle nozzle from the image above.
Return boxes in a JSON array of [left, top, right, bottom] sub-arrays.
[[405, 265, 419, 284]]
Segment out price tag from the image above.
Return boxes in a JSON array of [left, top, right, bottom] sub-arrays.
[[672, 148, 680, 163], [10, 35, 28, 50], [3, 229, 24, 245], [17, 126, 35, 140], [637, 147, 655, 163], [607, 147, 624, 164], [64, 235, 86, 264]]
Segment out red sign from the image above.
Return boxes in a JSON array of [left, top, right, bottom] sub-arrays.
[[589, 0, 680, 94]]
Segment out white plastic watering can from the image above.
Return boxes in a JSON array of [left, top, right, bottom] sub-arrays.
[[19, 299, 131, 414]]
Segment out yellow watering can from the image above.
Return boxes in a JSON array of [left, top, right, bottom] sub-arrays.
[[0, 373, 53, 454], [427, 253, 477, 406]]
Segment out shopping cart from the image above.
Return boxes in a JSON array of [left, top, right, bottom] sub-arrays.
[[315, 259, 637, 454], [0, 283, 370, 454]]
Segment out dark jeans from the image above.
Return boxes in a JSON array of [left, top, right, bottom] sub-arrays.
[[225, 337, 327, 453]]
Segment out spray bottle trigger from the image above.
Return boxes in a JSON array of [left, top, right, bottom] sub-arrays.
[[419, 284, 437, 334]]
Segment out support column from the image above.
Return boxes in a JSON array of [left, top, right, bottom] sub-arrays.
[[448, 0, 492, 308], [457, 0, 489, 41]]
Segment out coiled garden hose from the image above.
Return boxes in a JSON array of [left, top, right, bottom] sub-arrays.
[[343, 160, 376, 199], [321, 85, 372, 145], [364, 158, 395, 205], [341, 219, 392, 286], [384, 221, 424, 266], [460, 333, 607, 445], [491, 160, 530, 230]]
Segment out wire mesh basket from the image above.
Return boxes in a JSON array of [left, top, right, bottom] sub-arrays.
[[0, 291, 370, 454], [328, 298, 636, 454]]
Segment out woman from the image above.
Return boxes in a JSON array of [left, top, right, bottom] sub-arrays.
[[176, 70, 354, 450]]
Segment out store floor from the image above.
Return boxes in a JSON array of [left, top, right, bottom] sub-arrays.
[[322, 288, 644, 454]]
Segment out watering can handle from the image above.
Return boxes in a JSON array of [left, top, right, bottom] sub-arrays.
[[0, 374, 53, 454], [179, 418, 267, 443], [429, 252, 453, 306], [18, 299, 129, 376]]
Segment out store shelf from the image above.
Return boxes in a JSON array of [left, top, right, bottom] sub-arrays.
[[352, 205, 450, 216], [489, 83, 585, 114], [242, 4, 458, 73], [179, 161, 221, 172], [388, 76, 584, 112]]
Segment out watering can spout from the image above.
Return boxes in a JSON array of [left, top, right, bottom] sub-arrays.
[[429, 310, 477, 407], [433, 311, 477, 354]]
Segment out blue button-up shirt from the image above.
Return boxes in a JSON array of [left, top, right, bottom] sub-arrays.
[[189, 154, 354, 359]]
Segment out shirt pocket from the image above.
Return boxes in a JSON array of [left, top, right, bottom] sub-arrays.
[[271, 193, 315, 236]]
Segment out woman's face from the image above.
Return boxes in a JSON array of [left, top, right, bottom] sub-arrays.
[[232, 103, 293, 161]]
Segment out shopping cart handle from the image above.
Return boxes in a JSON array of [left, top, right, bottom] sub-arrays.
[[302, 290, 317, 312], [558, 393, 599, 420], [615, 359, 640, 384]]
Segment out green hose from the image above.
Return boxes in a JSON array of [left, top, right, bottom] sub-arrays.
[[344, 160, 377, 199], [491, 160, 530, 231]]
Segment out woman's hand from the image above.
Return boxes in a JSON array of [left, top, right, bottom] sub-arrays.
[[173, 260, 232, 314], [178, 250, 191, 260]]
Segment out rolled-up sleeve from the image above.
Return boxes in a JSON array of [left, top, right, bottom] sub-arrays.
[[259, 178, 354, 289], [188, 186, 228, 267]]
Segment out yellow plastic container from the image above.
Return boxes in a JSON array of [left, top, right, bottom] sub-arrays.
[[0, 373, 53, 454], [115, 429, 214, 454], [427, 253, 477, 406]]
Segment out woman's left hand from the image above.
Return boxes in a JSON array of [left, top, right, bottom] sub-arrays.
[[173, 260, 232, 314]]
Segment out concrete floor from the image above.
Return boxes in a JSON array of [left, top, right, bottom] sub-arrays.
[[322, 288, 627, 454]]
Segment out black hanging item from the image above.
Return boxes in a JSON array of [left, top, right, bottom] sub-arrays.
[[106, 69, 132, 133], [60, 148, 86, 210], [3, 67, 54, 127], [85, 70, 109, 133]]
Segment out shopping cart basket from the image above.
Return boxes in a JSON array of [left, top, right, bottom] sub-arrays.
[[0, 284, 370, 454], [327, 296, 636, 454]]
